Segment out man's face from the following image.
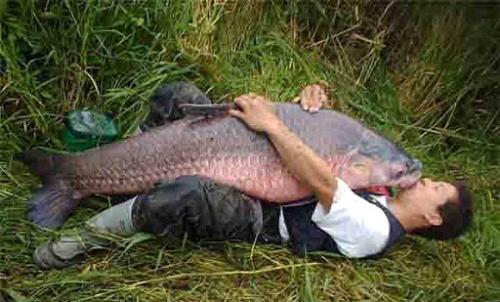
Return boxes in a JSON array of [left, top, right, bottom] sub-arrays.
[[398, 178, 458, 226]]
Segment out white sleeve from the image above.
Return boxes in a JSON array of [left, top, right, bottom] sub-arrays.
[[311, 178, 390, 258]]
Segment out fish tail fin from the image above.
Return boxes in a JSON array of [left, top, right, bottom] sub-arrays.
[[27, 179, 78, 229], [16, 150, 64, 178], [17, 150, 78, 229]]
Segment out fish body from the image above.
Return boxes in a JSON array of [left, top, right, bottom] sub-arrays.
[[22, 103, 422, 228]]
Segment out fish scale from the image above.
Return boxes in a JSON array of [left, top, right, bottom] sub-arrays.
[[63, 105, 374, 199]]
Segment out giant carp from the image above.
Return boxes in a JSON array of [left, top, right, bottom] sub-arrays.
[[21, 103, 422, 229]]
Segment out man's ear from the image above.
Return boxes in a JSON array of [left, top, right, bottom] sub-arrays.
[[424, 213, 443, 226]]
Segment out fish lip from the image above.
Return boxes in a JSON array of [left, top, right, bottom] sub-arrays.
[[397, 171, 422, 189], [400, 181, 417, 190]]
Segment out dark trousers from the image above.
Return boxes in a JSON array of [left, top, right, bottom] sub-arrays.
[[131, 175, 283, 245]]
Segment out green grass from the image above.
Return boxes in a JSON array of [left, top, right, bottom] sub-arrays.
[[1, 1, 499, 301]]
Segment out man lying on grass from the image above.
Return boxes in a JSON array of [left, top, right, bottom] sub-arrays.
[[34, 83, 473, 268]]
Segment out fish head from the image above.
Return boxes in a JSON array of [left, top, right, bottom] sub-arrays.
[[343, 134, 423, 189], [344, 152, 422, 189], [370, 156, 422, 188]]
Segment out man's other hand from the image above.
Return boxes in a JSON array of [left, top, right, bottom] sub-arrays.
[[229, 94, 281, 132], [293, 84, 328, 113]]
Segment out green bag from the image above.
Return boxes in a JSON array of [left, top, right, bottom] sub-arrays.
[[61, 109, 118, 152]]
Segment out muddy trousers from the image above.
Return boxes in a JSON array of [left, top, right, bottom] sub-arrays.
[[34, 176, 282, 268]]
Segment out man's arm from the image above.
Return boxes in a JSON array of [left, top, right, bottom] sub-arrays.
[[228, 94, 337, 211]]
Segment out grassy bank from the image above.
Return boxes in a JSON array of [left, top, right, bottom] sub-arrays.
[[0, 1, 499, 301]]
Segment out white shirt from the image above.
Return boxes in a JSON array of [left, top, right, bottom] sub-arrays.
[[278, 178, 391, 258]]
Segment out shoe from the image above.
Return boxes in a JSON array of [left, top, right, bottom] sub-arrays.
[[33, 241, 85, 269]]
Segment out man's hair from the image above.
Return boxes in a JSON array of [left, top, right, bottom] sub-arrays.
[[413, 182, 473, 240]]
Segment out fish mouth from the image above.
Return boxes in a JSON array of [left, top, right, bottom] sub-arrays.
[[399, 180, 417, 189], [397, 170, 422, 188], [397, 159, 423, 188]]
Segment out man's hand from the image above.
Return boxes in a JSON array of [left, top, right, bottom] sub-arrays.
[[228, 94, 282, 132]]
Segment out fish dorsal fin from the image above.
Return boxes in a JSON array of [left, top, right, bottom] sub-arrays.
[[178, 103, 237, 117]]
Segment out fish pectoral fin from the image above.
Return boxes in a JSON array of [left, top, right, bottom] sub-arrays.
[[178, 103, 236, 116]]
